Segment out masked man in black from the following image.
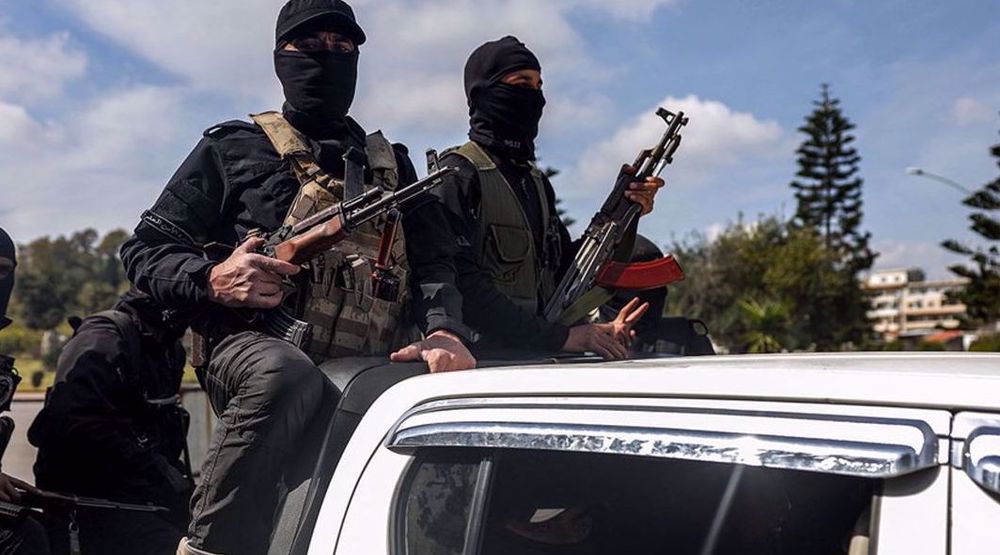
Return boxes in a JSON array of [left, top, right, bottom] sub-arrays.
[[0, 229, 14, 333], [28, 288, 191, 555], [0, 228, 51, 555], [394, 36, 664, 372], [119, 1, 418, 553]]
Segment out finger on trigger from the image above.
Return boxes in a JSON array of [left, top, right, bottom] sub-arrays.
[[236, 237, 265, 253], [253, 255, 301, 276], [256, 282, 281, 296]]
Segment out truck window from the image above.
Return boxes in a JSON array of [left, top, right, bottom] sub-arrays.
[[397, 450, 486, 555], [397, 449, 874, 555]]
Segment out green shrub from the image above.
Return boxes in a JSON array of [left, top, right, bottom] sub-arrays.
[[883, 340, 904, 351], [916, 340, 946, 351], [970, 334, 1000, 352], [0, 324, 43, 357]]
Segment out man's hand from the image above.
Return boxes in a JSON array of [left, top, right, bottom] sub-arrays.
[[621, 164, 665, 216], [390, 330, 477, 373], [0, 473, 39, 502], [208, 237, 300, 309], [562, 297, 650, 360], [608, 297, 650, 345]]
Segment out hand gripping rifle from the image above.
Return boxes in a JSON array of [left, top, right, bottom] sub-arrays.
[[250, 165, 455, 348], [543, 108, 689, 325]]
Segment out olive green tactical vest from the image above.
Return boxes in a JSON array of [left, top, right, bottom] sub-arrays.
[[449, 141, 558, 316], [251, 112, 412, 360]]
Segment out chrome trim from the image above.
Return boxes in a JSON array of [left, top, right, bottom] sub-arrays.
[[391, 418, 937, 479], [962, 426, 1000, 494]]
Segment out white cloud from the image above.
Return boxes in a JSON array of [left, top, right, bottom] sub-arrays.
[[571, 0, 679, 21], [573, 94, 784, 199], [705, 222, 725, 242], [0, 101, 59, 147], [0, 31, 87, 101], [55, 0, 282, 97], [952, 97, 995, 126], [0, 87, 191, 240]]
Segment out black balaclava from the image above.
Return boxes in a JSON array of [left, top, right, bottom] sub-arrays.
[[465, 36, 545, 161], [0, 228, 16, 331], [274, 0, 365, 141]]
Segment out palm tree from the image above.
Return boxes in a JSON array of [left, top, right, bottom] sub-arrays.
[[739, 298, 789, 353]]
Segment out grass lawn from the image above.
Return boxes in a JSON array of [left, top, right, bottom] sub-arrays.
[[13, 357, 55, 392], [13, 358, 201, 393]]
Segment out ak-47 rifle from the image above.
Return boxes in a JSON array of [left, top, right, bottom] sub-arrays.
[[12, 489, 169, 515], [543, 108, 689, 325], [233, 164, 455, 349], [0, 487, 169, 555]]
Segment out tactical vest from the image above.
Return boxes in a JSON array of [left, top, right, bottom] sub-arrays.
[[251, 112, 412, 360], [448, 141, 560, 315]]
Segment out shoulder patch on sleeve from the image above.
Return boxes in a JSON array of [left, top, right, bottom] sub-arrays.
[[203, 119, 258, 138], [140, 210, 198, 246]]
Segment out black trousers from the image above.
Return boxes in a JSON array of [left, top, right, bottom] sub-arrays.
[[44, 510, 181, 555], [189, 331, 334, 555], [0, 514, 50, 555]]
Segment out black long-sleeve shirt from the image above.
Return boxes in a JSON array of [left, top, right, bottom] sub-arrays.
[[120, 119, 416, 315], [28, 307, 187, 506], [404, 144, 576, 353]]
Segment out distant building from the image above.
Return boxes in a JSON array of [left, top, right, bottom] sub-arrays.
[[863, 268, 969, 343]]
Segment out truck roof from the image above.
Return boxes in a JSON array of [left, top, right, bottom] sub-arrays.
[[396, 352, 1000, 412]]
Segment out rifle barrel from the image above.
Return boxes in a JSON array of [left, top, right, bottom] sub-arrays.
[[345, 167, 454, 227]]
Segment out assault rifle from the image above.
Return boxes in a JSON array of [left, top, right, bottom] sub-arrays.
[[10, 489, 169, 515], [242, 166, 455, 348], [0, 487, 169, 555], [543, 108, 689, 325]]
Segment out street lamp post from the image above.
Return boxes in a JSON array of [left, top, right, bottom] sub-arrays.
[[905, 167, 974, 195]]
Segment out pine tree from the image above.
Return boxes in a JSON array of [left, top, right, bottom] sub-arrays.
[[542, 165, 576, 227], [786, 84, 875, 349], [941, 126, 1000, 326], [790, 84, 875, 274]]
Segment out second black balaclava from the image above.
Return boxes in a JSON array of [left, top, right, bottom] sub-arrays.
[[465, 36, 546, 161], [0, 228, 17, 331]]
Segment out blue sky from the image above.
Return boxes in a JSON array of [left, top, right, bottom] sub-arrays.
[[1, 0, 998, 278]]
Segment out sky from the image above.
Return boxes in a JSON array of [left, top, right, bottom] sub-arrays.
[[0, 0, 998, 279]]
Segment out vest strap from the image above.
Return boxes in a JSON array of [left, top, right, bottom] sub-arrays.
[[452, 141, 498, 171], [250, 111, 343, 199], [365, 130, 399, 191]]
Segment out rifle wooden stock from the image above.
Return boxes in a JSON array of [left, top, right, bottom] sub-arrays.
[[270, 216, 348, 265], [596, 256, 685, 290]]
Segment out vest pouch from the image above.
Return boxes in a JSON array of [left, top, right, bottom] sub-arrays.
[[299, 250, 347, 358], [362, 292, 406, 354], [485, 224, 532, 285]]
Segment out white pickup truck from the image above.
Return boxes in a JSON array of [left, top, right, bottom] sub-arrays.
[[263, 352, 1000, 555]]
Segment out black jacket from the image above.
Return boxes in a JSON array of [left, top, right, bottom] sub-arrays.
[[120, 118, 417, 319], [403, 142, 576, 353], [28, 305, 188, 513]]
